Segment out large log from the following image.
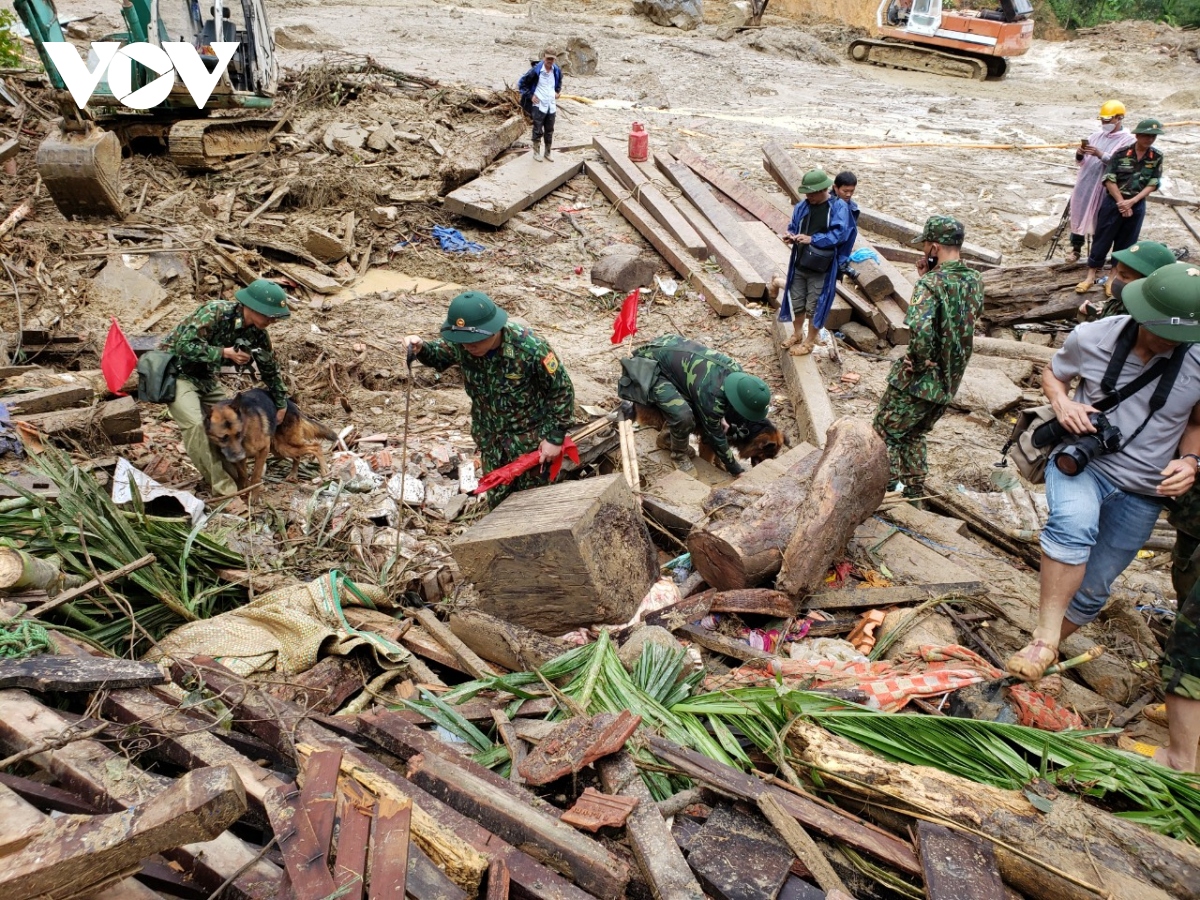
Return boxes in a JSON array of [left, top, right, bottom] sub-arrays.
[[448, 607, 570, 672], [855, 206, 1002, 265], [787, 720, 1200, 900], [438, 115, 525, 193], [451, 474, 656, 635], [16, 396, 140, 442], [980, 261, 1088, 320], [973, 335, 1056, 364], [777, 419, 890, 597], [687, 447, 822, 590]]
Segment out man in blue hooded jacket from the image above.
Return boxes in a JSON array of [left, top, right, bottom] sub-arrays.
[[518, 49, 562, 161], [779, 169, 852, 356], [834, 171, 861, 279]]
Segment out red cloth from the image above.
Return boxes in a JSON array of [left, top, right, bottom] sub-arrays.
[[610, 290, 639, 344], [474, 436, 580, 495], [101, 318, 137, 395]]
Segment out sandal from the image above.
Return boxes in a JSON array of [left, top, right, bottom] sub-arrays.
[[789, 342, 815, 357], [1005, 639, 1058, 681], [1065, 249, 1080, 263], [1074, 280, 1095, 294], [1118, 736, 1159, 758], [781, 332, 802, 349], [1144, 703, 1168, 727]]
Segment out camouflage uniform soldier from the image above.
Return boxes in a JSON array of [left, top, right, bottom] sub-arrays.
[[872, 216, 984, 499], [405, 291, 575, 507], [160, 280, 291, 506], [617, 334, 772, 475]]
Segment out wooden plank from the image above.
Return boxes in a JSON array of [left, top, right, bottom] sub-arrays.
[[826, 294, 852, 330], [855, 206, 1002, 266], [368, 796, 412, 900], [0, 689, 282, 900], [738, 219, 790, 282], [0, 137, 19, 163], [517, 711, 641, 787], [972, 335, 1055, 364], [834, 282, 887, 335], [0, 782, 174, 900], [671, 193, 768, 297], [0, 772, 102, 815], [656, 155, 782, 287], [1, 384, 93, 415], [643, 735, 921, 877], [486, 859, 510, 900], [0, 365, 42, 379], [593, 137, 706, 257], [100, 686, 289, 821], [686, 803, 793, 900], [857, 237, 914, 309], [402, 624, 468, 673], [0, 656, 164, 692], [672, 145, 791, 234], [772, 318, 835, 448], [876, 298, 910, 344], [586, 160, 741, 318], [407, 845, 468, 900], [676, 623, 771, 662], [761, 141, 804, 204], [597, 753, 706, 900], [0, 767, 245, 900], [16, 395, 139, 438], [274, 263, 341, 295], [642, 468, 712, 534], [757, 794, 849, 895], [709, 589, 795, 617], [851, 518, 981, 585], [299, 749, 343, 859], [1046, 176, 1197, 207], [333, 786, 372, 900], [411, 607, 501, 679], [917, 821, 1006, 900], [444, 152, 584, 226], [806, 581, 986, 610], [1176, 205, 1200, 243]]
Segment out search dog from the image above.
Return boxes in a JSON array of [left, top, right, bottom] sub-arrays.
[[205, 389, 337, 500]]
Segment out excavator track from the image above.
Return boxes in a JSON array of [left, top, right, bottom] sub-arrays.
[[167, 117, 280, 169], [848, 38, 988, 81]]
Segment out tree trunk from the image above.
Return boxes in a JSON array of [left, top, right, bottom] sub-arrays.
[[0, 549, 81, 594], [786, 721, 1200, 900], [686, 448, 821, 590], [438, 116, 527, 194], [776, 419, 889, 597]]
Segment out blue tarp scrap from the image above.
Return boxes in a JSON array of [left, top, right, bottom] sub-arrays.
[[849, 248, 881, 264], [431, 226, 486, 254]]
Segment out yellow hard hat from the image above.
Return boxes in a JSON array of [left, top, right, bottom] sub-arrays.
[[1099, 100, 1126, 118]]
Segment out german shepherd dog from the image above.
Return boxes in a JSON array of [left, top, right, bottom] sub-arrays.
[[629, 403, 786, 469], [206, 389, 338, 499]]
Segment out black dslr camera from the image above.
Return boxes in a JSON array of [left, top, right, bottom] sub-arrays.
[[1032, 412, 1122, 476]]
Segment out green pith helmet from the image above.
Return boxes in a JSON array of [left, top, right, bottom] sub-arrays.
[[439, 291, 508, 343], [1112, 241, 1176, 278], [798, 169, 834, 194], [723, 372, 771, 422], [909, 215, 965, 247], [1133, 118, 1164, 135], [235, 279, 291, 318], [1121, 263, 1200, 342]]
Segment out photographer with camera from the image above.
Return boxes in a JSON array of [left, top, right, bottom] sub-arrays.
[[1007, 265, 1200, 717]]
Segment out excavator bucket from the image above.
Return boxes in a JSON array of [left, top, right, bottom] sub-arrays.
[[36, 125, 126, 219]]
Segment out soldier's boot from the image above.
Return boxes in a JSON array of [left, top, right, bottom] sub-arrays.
[[665, 431, 696, 472], [532, 139, 543, 161], [544, 136, 554, 161]]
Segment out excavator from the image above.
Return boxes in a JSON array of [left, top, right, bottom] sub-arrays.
[[849, 0, 1034, 81], [13, 0, 279, 218]]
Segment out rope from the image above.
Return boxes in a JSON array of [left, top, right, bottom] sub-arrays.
[[0, 618, 54, 659]]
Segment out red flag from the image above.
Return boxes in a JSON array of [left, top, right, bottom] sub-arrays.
[[101, 317, 137, 395], [610, 290, 639, 344], [474, 436, 580, 495]]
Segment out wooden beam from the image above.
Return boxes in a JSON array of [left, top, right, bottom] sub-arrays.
[[444, 152, 584, 226], [597, 753, 705, 900], [593, 137, 707, 258], [671, 193, 768, 297], [0, 655, 164, 692], [1, 384, 93, 415], [299, 749, 342, 859], [368, 796, 412, 900], [877, 297, 911, 344], [643, 734, 921, 877], [772, 318, 835, 448], [761, 141, 804, 204], [972, 335, 1055, 364], [586, 160, 741, 318], [835, 282, 888, 336], [410, 607, 501, 680], [855, 207, 1002, 266], [0, 767, 244, 900], [447, 608, 570, 673], [1176, 205, 1200, 243], [676, 623, 771, 662], [672, 145, 791, 233], [0, 691, 279, 900], [806, 581, 986, 610], [917, 821, 1006, 900], [333, 785, 372, 900]]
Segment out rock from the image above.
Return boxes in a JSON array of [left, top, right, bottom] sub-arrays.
[[367, 122, 395, 152], [953, 367, 1022, 416], [140, 251, 194, 294], [617, 625, 687, 671], [563, 37, 598, 76], [203, 189, 236, 223], [324, 122, 369, 154], [90, 260, 167, 318], [1022, 332, 1052, 347], [592, 250, 658, 292], [878, 607, 956, 661], [632, 0, 702, 30], [717, 0, 752, 40], [370, 206, 400, 226], [838, 321, 881, 353]]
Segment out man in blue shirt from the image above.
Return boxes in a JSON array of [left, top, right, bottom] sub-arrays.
[[834, 171, 861, 280], [518, 49, 562, 161]]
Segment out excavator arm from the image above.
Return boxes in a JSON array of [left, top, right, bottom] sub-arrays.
[[12, 0, 69, 91]]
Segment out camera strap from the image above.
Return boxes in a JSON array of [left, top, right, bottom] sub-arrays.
[[1093, 318, 1190, 452]]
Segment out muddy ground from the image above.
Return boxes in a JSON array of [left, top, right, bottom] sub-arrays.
[[3, 1, 1199, 611]]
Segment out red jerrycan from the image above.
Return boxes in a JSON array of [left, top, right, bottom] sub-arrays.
[[628, 122, 648, 162]]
